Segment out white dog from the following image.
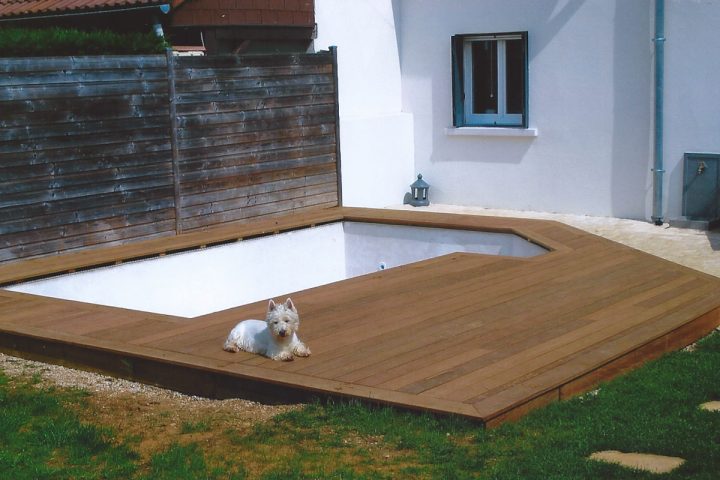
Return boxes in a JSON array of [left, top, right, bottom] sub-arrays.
[[223, 298, 311, 361]]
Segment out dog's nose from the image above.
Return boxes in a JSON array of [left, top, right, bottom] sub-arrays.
[[279, 329, 287, 337]]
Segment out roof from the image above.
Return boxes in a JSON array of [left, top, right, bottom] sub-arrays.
[[0, 0, 172, 19], [170, 0, 314, 28]]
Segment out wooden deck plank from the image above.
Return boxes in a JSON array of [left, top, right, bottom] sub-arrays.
[[359, 262, 681, 393], [29, 311, 146, 336], [425, 277, 712, 402], [462, 274, 704, 398], [277, 247, 629, 373], [557, 305, 720, 400], [0, 300, 89, 327], [359, 268, 684, 390], [1, 207, 719, 426], [474, 303, 720, 424], [87, 317, 192, 342], [370, 271, 696, 397]]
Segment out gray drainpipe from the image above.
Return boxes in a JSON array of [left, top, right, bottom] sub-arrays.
[[651, 0, 665, 225]]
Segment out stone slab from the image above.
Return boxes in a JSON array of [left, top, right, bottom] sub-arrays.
[[589, 450, 685, 474], [700, 400, 720, 412]]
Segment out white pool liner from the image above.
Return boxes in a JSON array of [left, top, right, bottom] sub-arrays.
[[6, 222, 546, 318]]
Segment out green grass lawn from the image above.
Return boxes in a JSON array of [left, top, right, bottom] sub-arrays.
[[2, 330, 719, 479], [0, 375, 137, 479]]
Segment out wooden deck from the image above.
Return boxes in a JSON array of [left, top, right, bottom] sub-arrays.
[[1, 207, 719, 427]]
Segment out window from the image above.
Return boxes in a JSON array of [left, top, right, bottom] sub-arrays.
[[452, 32, 528, 128]]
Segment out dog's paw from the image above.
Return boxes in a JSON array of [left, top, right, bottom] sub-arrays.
[[223, 343, 240, 353], [275, 351, 295, 362], [293, 343, 311, 357]]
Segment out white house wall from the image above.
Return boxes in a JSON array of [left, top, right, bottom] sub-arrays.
[[663, 0, 720, 219], [314, 0, 720, 220], [399, 0, 655, 219], [314, 0, 414, 208]]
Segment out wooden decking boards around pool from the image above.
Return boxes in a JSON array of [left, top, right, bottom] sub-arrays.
[[1, 207, 719, 427]]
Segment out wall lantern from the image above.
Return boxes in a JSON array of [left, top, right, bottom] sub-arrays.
[[404, 174, 430, 207]]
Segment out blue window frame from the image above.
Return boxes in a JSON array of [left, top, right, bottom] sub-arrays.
[[452, 32, 528, 128]]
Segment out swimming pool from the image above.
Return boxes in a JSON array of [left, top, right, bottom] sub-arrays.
[[5, 222, 547, 317]]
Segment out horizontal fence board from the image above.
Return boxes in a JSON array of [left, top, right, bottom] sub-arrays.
[[176, 93, 335, 116], [170, 75, 333, 95], [179, 155, 337, 191], [0, 68, 169, 87], [0, 80, 168, 101], [181, 192, 339, 231], [176, 103, 335, 129], [181, 180, 338, 219], [0, 151, 173, 181], [176, 113, 336, 141], [0, 51, 339, 263], [175, 52, 333, 69], [180, 165, 335, 204], [173, 63, 333, 81], [180, 166, 337, 203], [1, 116, 171, 142], [0, 95, 168, 117], [175, 83, 335, 104], [0, 184, 175, 223], [177, 133, 336, 164], [180, 172, 338, 208], [178, 143, 336, 173], [0, 208, 176, 249], [0, 213, 177, 263], [0, 186, 177, 228], [0, 55, 167, 73], [0, 124, 171, 153], [0, 102, 169, 129], [177, 123, 335, 151], [1, 162, 174, 196], [177, 147, 337, 182], [0, 200, 177, 239], [0, 227, 177, 263], [0, 140, 173, 169]]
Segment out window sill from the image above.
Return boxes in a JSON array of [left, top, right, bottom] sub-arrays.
[[445, 126, 538, 137]]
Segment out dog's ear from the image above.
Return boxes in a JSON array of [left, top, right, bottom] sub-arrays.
[[268, 299, 277, 311], [284, 298, 296, 312]]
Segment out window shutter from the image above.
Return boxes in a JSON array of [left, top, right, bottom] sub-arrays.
[[521, 32, 529, 128], [451, 35, 464, 127]]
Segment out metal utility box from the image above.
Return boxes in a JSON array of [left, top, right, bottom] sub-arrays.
[[682, 153, 720, 220]]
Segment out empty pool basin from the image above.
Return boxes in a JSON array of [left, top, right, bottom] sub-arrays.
[[5, 222, 547, 317]]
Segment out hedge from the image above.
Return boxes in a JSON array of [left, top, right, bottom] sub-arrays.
[[0, 28, 169, 56]]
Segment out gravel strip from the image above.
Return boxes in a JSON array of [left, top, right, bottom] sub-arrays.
[[0, 352, 302, 419]]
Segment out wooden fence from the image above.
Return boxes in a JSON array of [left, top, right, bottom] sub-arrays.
[[0, 50, 340, 263]]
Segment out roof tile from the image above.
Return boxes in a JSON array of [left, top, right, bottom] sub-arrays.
[[0, 0, 167, 18]]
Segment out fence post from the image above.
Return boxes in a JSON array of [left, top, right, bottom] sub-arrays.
[[165, 48, 183, 234], [330, 46, 343, 207]]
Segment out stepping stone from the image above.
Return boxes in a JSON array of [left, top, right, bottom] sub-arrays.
[[589, 451, 685, 474], [700, 401, 720, 412]]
